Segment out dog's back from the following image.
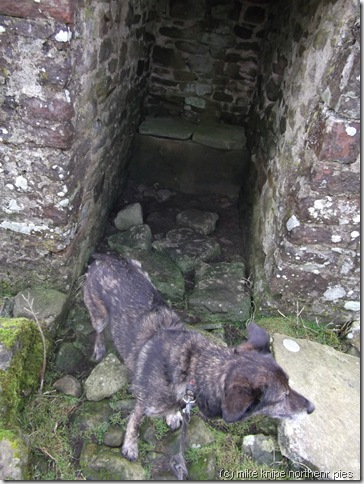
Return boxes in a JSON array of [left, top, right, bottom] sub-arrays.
[[84, 254, 183, 368]]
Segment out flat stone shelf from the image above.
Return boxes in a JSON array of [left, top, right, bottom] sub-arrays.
[[131, 117, 250, 196], [138, 117, 247, 150]]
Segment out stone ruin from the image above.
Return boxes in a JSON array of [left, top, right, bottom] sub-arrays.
[[0, 0, 360, 326]]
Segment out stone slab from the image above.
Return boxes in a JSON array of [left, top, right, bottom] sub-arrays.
[[188, 262, 251, 322], [192, 122, 247, 150], [176, 209, 219, 235], [130, 134, 250, 196], [272, 333, 360, 480], [138, 117, 195, 140], [152, 228, 221, 274]]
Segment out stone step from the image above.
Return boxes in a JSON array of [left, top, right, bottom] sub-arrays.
[[138, 117, 246, 150], [192, 122, 246, 150], [138, 116, 195, 140]]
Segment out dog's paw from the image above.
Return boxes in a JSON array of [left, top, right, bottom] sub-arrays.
[[166, 411, 183, 430], [122, 442, 138, 462]]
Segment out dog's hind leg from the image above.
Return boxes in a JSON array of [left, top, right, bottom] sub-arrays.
[[92, 331, 107, 362], [122, 402, 145, 462], [84, 283, 109, 362]]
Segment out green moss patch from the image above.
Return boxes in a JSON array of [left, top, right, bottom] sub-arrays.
[[0, 317, 46, 426]]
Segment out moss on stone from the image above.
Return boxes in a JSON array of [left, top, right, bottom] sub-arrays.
[[0, 318, 46, 427]]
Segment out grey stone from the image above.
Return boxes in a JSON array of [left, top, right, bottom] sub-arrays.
[[103, 426, 124, 447], [138, 117, 194, 140], [13, 287, 68, 336], [176, 209, 219, 235], [53, 375, 82, 398], [156, 188, 174, 202], [242, 434, 281, 466], [110, 398, 136, 412], [55, 342, 86, 374], [163, 416, 215, 455], [85, 353, 128, 402], [70, 400, 114, 434], [134, 251, 185, 302], [80, 443, 146, 480], [107, 224, 152, 253], [114, 203, 143, 231], [0, 431, 29, 480], [152, 228, 221, 274], [189, 262, 251, 322], [192, 122, 247, 150], [273, 334, 360, 480]]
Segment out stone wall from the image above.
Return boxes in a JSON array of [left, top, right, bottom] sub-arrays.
[[246, 0, 360, 324], [0, 0, 360, 326], [145, 0, 270, 125], [0, 0, 156, 293]]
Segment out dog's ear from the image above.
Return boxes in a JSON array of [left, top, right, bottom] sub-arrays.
[[222, 382, 258, 423], [235, 322, 270, 354]]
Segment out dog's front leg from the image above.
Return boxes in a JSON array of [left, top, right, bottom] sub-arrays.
[[122, 402, 145, 461]]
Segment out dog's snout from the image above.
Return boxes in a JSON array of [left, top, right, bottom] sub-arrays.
[[306, 400, 315, 414]]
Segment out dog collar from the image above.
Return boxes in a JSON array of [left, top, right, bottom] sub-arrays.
[[182, 379, 196, 418]]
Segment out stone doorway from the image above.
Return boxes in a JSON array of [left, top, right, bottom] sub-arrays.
[[0, 0, 360, 324]]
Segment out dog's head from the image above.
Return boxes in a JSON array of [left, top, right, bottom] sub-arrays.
[[221, 323, 315, 423]]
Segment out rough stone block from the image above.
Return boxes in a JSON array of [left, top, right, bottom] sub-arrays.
[[296, 196, 359, 225], [0, 0, 75, 23], [309, 111, 360, 163], [273, 333, 360, 480], [310, 163, 360, 195], [152, 46, 186, 69]]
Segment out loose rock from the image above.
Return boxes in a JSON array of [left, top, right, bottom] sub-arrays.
[[114, 203, 143, 231], [85, 353, 128, 402], [189, 261, 251, 322], [107, 224, 152, 253], [53, 375, 82, 398], [242, 433, 281, 466], [176, 208, 219, 235], [103, 426, 124, 447], [152, 228, 221, 273], [55, 342, 87, 375]]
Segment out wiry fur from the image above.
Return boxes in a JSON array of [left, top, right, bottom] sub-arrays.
[[84, 254, 314, 461]]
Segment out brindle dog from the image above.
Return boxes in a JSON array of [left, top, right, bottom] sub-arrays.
[[84, 254, 314, 462]]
